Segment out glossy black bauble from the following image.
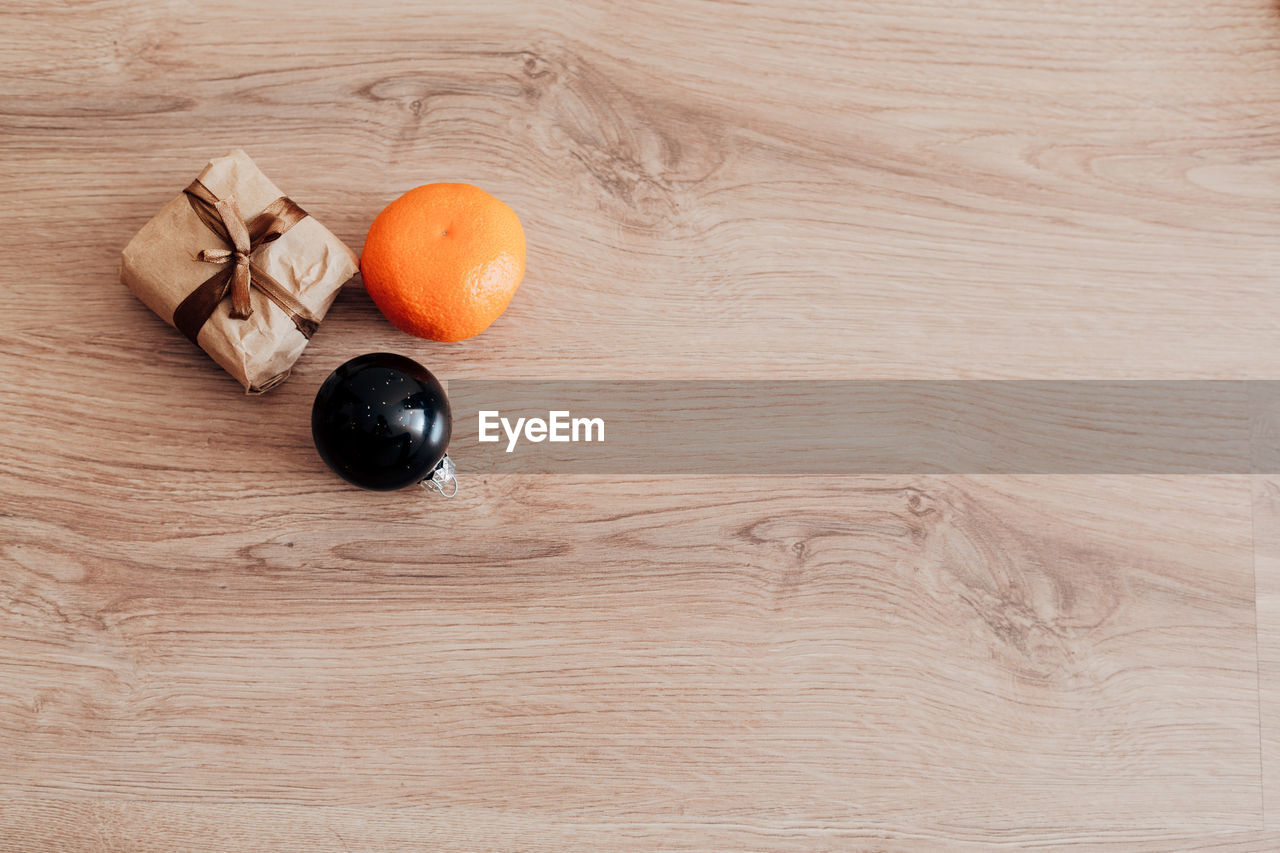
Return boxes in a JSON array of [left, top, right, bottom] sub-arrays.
[[311, 353, 452, 491]]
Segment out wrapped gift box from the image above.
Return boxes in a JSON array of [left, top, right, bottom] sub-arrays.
[[120, 149, 358, 392]]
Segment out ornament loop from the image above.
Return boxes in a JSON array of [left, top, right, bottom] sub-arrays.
[[421, 454, 458, 499]]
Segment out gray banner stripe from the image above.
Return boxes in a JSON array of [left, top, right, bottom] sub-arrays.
[[445, 381, 1280, 475]]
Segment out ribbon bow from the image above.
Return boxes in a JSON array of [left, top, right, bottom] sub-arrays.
[[172, 179, 321, 344]]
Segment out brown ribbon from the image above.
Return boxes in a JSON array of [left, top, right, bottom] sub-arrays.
[[172, 179, 321, 344]]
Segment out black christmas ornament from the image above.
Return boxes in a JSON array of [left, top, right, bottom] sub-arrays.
[[311, 353, 457, 496]]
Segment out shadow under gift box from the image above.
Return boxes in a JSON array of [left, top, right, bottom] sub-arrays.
[[119, 148, 359, 393]]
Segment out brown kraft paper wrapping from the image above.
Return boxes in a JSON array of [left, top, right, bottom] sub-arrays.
[[120, 149, 358, 393]]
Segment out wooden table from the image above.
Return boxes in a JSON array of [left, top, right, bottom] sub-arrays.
[[4, 0, 1280, 848]]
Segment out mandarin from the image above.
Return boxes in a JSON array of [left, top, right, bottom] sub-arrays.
[[360, 183, 525, 342]]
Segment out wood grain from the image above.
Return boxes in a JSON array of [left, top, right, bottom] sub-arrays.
[[3, 0, 1280, 848]]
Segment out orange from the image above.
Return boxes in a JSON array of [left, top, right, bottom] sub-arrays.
[[360, 183, 526, 342]]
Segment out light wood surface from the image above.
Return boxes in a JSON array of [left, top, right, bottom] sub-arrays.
[[3, 0, 1280, 849]]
